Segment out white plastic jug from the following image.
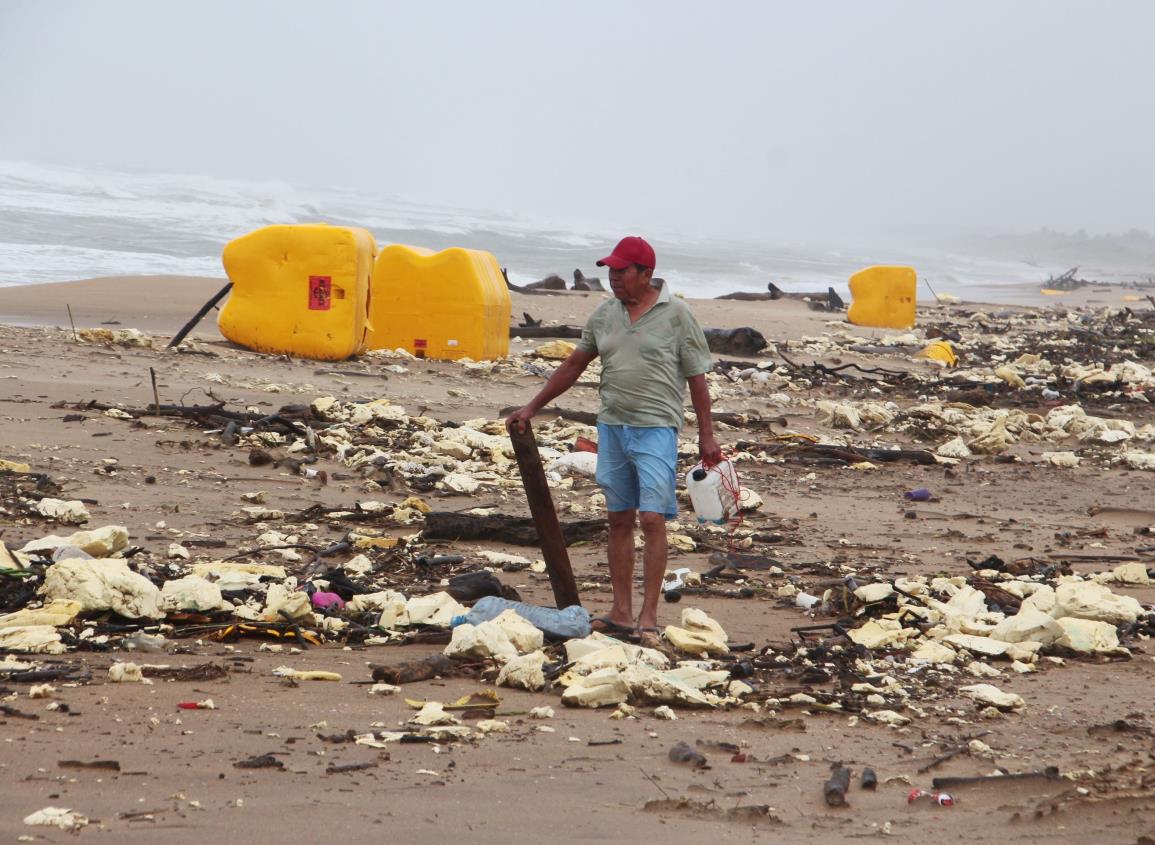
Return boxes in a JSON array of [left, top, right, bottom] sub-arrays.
[[684, 460, 740, 524]]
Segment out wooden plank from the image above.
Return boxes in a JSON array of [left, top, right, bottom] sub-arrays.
[[508, 420, 582, 608]]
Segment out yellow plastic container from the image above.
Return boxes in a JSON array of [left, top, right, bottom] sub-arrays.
[[847, 265, 917, 330], [914, 339, 957, 367], [367, 245, 511, 360], [218, 224, 376, 361]]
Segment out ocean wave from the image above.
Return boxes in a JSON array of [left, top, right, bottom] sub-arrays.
[[0, 159, 1117, 302], [0, 242, 221, 286]]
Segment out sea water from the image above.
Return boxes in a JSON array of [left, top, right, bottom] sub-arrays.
[[0, 159, 1140, 303]]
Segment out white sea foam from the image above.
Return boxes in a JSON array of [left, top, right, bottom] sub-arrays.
[[0, 159, 1128, 302], [0, 243, 221, 285]]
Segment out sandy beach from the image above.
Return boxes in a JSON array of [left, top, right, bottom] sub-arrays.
[[2, 276, 1155, 844]]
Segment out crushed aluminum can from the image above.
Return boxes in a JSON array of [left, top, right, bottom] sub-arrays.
[[907, 788, 954, 806]]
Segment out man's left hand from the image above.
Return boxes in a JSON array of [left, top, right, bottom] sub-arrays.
[[699, 433, 723, 467]]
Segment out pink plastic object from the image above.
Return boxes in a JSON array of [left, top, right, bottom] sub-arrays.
[[310, 591, 346, 610]]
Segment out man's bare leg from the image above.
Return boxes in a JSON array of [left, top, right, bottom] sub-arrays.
[[635, 510, 668, 631], [603, 509, 638, 627]]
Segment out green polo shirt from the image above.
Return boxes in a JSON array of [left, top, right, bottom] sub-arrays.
[[576, 283, 713, 429]]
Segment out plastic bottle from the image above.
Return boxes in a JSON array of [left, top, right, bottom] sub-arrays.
[[685, 460, 741, 524], [451, 596, 591, 639], [52, 545, 95, 562], [795, 592, 822, 610]]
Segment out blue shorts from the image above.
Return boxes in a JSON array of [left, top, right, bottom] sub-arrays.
[[595, 423, 678, 520]]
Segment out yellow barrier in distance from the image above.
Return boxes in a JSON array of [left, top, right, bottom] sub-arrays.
[[847, 265, 917, 330]]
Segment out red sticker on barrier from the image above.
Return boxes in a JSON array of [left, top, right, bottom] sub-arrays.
[[308, 276, 332, 310]]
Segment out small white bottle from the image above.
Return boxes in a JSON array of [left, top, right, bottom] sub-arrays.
[[685, 460, 740, 524]]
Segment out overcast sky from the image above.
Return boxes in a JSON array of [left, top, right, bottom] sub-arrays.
[[2, 1, 1153, 241]]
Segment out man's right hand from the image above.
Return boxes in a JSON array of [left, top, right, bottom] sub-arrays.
[[503, 347, 596, 437], [505, 405, 534, 435]]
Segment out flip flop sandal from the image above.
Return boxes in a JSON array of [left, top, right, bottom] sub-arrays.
[[589, 615, 637, 638]]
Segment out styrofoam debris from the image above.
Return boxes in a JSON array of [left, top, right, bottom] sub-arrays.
[[406, 592, 467, 627], [108, 662, 145, 683], [496, 650, 547, 691], [959, 683, 1024, 710], [0, 599, 82, 628], [159, 575, 226, 612], [20, 525, 128, 557], [663, 607, 729, 657], [0, 625, 66, 654], [40, 558, 160, 619], [34, 498, 90, 524], [23, 807, 89, 831]]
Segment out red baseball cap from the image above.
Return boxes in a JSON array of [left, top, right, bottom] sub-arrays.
[[596, 236, 656, 270]]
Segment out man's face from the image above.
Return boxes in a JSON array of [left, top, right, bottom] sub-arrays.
[[608, 264, 654, 302]]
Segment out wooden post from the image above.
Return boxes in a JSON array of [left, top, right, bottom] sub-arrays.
[[508, 420, 582, 609]]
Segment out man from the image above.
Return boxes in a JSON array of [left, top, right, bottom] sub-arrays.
[[505, 236, 721, 647]]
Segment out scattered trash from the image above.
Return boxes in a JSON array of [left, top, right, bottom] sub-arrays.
[[661, 568, 693, 592], [452, 596, 590, 640], [177, 699, 217, 710], [371, 654, 459, 685], [908, 788, 954, 807], [685, 460, 741, 524], [824, 765, 852, 806], [23, 806, 90, 831], [3, 277, 1155, 830], [664, 607, 729, 656], [496, 650, 547, 691], [272, 666, 342, 682], [107, 662, 145, 683], [234, 753, 284, 770], [668, 741, 708, 769]]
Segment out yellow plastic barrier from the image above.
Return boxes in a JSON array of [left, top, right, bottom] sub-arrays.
[[219, 224, 376, 361], [367, 245, 511, 360], [847, 265, 917, 330]]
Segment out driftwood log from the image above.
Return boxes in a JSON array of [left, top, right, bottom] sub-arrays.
[[421, 511, 606, 546], [510, 325, 584, 339], [737, 441, 937, 465], [572, 269, 604, 291], [716, 284, 845, 309], [522, 275, 567, 291], [499, 405, 785, 431], [502, 268, 569, 296], [716, 291, 777, 301], [510, 325, 768, 349], [167, 282, 233, 348], [703, 327, 768, 356]]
